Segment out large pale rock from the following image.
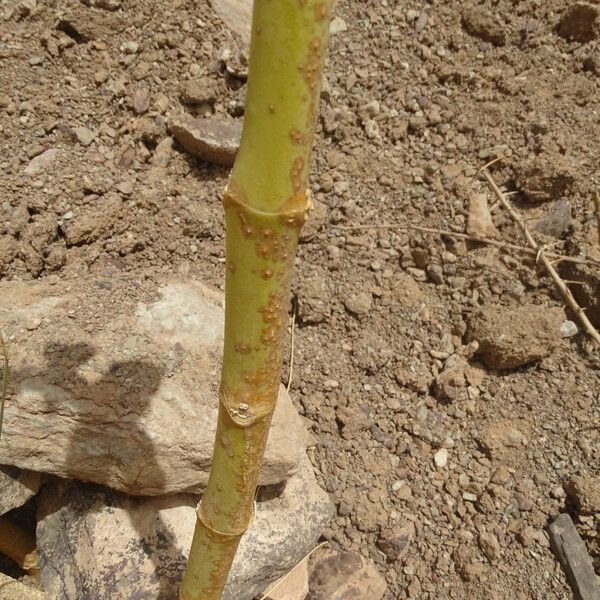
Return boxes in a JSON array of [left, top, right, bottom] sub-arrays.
[[209, 0, 253, 45], [36, 456, 333, 600], [0, 465, 43, 516], [0, 276, 308, 495], [0, 573, 46, 600]]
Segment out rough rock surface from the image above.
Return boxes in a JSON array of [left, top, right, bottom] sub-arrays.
[[467, 304, 564, 369], [533, 200, 572, 238], [36, 456, 333, 600], [170, 114, 242, 166], [0, 466, 42, 516], [0, 573, 45, 600], [0, 277, 308, 495], [565, 475, 600, 515]]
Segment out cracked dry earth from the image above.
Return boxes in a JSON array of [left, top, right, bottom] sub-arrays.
[[1, 0, 600, 599]]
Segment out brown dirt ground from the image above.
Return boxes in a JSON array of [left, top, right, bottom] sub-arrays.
[[1, 0, 599, 599]]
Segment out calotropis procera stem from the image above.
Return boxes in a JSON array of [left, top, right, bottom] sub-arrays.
[[179, 2, 332, 599]]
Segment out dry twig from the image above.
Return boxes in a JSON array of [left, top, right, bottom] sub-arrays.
[[593, 191, 600, 247], [0, 333, 6, 440], [482, 169, 600, 345], [334, 223, 598, 266]]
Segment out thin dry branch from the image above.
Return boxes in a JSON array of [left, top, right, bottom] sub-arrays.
[[333, 223, 598, 266], [482, 169, 600, 345], [593, 191, 600, 247], [0, 333, 6, 440]]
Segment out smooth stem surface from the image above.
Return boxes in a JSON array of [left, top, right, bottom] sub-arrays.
[[180, 2, 331, 599]]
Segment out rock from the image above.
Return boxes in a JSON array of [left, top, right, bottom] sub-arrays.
[[533, 201, 571, 238], [263, 558, 309, 600], [36, 455, 333, 600], [560, 320, 578, 338], [0, 573, 45, 600], [434, 354, 483, 402], [565, 475, 600, 515], [44, 245, 67, 271], [434, 355, 468, 401], [24, 148, 59, 175], [330, 16, 347, 35], [376, 522, 414, 562], [477, 420, 529, 457], [132, 87, 150, 114], [557, 3, 599, 43], [72, 127, 96, 147], [467, 304, 564, 369], [461, 5, 506, 46], [297, 274, 334, 324], [180, 77, 217, 106], [467, 193, 497, 238], [209, 0, 253, 46], [120, 40, 139, 54], [0, 466, 42, 516], [82, 0, 122, 9], [150, 137, 174, 168], [307, 549, 387, 600], [170, 114, 242, 166], [549, 513, 600, 600], [513, 147, 576, 203], [0, 277, 309, 495], [434, 448, 448, 468], [479, 531, 501, 562], [16, 0, 36, 17], [342, 291, 372, 317]]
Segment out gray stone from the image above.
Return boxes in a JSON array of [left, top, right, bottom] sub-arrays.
[[73, 127, 96, 147], [24, 149, 59, 175], [36, 455, 333, 600], [376, 522, 414, 562], [0, 277, 308, 495], [0, 465, 42, 516], [342, 292, 372, 317], [533, 201, 571, 238], [170, 114, 242, 166], [560, 320, 578, 338]]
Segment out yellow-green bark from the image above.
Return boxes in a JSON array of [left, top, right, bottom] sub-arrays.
[[179, 1, 332, 599]]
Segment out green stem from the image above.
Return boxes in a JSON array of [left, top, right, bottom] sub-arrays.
[[180, 1, 331, 599]]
